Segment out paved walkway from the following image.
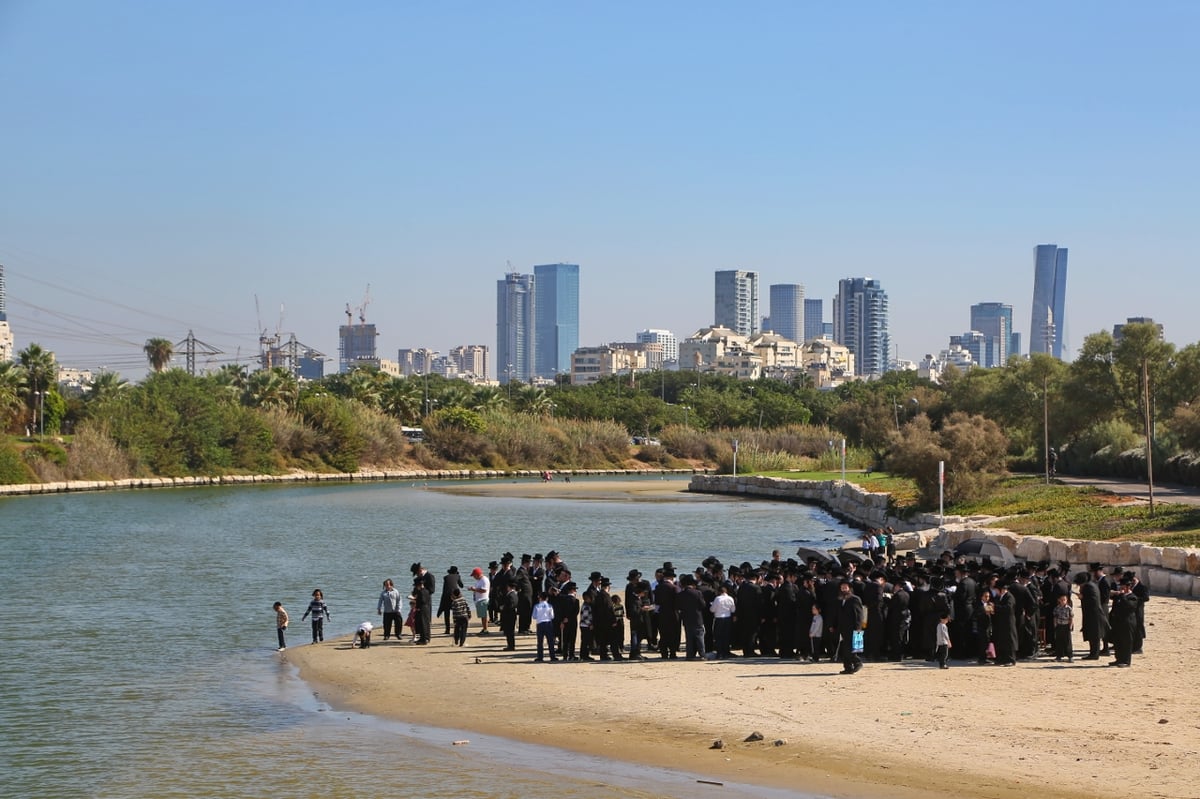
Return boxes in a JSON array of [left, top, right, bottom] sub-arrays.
[[1055, 474, 1200, 507]]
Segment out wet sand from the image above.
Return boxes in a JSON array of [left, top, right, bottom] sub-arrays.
[[428, 476, 716, 501], [288, 595, 1198, 799]]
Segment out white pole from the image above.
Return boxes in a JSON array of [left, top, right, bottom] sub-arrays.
[[732, 438, 738, 476], [841, 438, 846, 483], [938, 460, 945, 530]]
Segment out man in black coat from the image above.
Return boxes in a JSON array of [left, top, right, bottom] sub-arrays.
[[775, 570, 800, 659], [1076, 571, 1109, 660], [833, 580, 864, 674], [951, 565, 977, 660], [733, 568, 761, 658], [677, 574, 709, 660], [1107, 578, 1139, 667], [884, 580, 910, 661], [861, 571, 887, 661], [438, 566, 464, 635], [1010, 572, 1038, 659], [654, 569, 681, 659], [515, 555, 535, 634], [411, 563, 436, 644], [991, 582, 1018, 666]]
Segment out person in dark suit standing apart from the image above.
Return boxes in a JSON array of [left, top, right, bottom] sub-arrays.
[[833, 580, 864, 674], [1076, 571, 1109, 660], [1107, 577, 1139, 667], [411, 563, 436, 644], [437, 566, 464, 636], [1127, 571, 1149, 654]]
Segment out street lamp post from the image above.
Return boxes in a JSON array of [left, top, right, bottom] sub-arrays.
[[505, 364, 514, 400], [37, 390, 46, 441]]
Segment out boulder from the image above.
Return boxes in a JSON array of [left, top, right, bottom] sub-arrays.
[[1169, 572, 1194, 598], [1160, 548, 1188, 572], [1140, 546, 1163, 567], [1015, 536, 1051, 563]]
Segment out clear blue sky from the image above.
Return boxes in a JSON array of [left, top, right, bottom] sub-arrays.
[[2, 2, 1197, 377]]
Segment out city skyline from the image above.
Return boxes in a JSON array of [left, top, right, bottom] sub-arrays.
[[2, 5, 1197, 377]]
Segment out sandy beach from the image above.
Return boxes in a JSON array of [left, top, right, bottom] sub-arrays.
[[289, 594, 1199, 799], [428, 475, 710, 502]]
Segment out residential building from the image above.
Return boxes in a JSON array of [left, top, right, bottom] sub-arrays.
[[800, 339, 855, 389], [570, 344, 647, 386], [833, 277, 890, 378], [497, 271, 535, 384], [969, 302, 1015, 367], [1113, 317, 1164, 343], [635, 329, 678, 369], [533, 263, 579, 380], [449, 344, 489, 379], [949, 331, 995, 370], [1030, 244, 1068, 359], [338, 323, 378, 373], [767, 284, 805, 344], [678, 326, 748, 372], [297, 350, 325, 381], [803, 298, 824, 343], [714, 270, 759, 337], [748, 331, 800, 369], [397, 348, 439, 377]]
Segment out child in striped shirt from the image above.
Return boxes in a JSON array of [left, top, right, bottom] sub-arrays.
[[301, 589, 330, 644]]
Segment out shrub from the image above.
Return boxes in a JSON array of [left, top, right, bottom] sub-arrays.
[[0, 442, 36, 484], [887, 412, 1008, 508], [298, 394, 365, 473], [67, 426, 135, 480]]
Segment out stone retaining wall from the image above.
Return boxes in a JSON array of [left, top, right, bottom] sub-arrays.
[[689, 475, 1200, 598], [0, 468, 711, 497]]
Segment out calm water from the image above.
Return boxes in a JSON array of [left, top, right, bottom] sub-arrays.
[[0, 476, 853, 798]]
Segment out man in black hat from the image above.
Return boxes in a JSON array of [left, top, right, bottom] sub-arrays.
[[438, 566, 464, 636], [410, 563, 435, 644], [991, 581, 1018, 666], [1076, 571, 1109, 660], [677, 574, 708, 660], [951, 564, 977, 661], [654, 567, 680, 659], [1090, 563, 1114, 656], [487, 561, 502, 624], [592, 577, 623, 661], [1107, 577, 1139, 667], [515, 555, 535, 635], [833, 580, 864, 674], [733, 568, 761, 658]]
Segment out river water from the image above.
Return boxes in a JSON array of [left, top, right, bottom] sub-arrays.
[[0, 476, 854, 798]]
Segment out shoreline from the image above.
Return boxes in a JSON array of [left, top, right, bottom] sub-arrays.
[[288, 593, 1198, 799], [0, 467, 711, 498]]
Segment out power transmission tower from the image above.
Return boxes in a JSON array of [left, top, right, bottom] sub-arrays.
[[176, 330, 223, 376]]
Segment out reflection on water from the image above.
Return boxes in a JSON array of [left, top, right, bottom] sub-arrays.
[[0, 477, 847, 798]]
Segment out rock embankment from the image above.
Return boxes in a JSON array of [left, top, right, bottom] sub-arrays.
[[689, 474, 1200, 598]]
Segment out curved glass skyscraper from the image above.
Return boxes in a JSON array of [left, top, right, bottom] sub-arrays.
[[1030, 244, 1068, 359]]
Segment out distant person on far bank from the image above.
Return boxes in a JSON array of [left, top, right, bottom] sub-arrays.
[[273, 602, 289, 651], [1048, 448, 1058, 476]]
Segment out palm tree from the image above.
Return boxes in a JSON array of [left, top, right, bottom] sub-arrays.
[[514, 385, 554, 416], [0, 361, 27, 432], [18, 343, 56, 433], [245, 367, 299, 412], [85, 371, 129, 406], [468, 385, 507, 413], [380, 378, 422, 424], [143, 337, 175, 372]]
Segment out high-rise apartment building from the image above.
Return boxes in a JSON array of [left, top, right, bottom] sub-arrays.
[[1030, 244, 1068, 359], [497, 271, 536, 384], [833, 277, 890, 378], [449, 345, 489, 379], [804, 298, 824, 342], [533, 263, 580, 380], [338, 323, 378, 373], [969, 302, 1015, 368], [635, 329, 678, 369], [0, 263, 12, 362], [767, 284, 805, 344], [714, 270, 759, 337]]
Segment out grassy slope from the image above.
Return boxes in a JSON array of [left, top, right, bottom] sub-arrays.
[[760, 471, 1200, 547]]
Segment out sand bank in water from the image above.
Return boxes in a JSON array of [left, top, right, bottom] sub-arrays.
[[288, 596, 1198, 799]]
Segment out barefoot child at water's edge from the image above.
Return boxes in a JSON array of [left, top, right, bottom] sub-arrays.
[[273, 602, 289, 651]]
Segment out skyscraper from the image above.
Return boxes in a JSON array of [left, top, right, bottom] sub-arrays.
[[833, 277, 890, 378], [767, 284, 805, 343], [714, 270, 759, 337], [803, 298, 824, 342], [497, 271, 536, 383], [533, 263, 580, 380], [1030, 244, 1068, 359], [0, 263, 11, 363], [969, 302, 1015, 367]]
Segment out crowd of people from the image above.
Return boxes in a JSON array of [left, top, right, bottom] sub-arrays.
[[275, 546, 1150, 671]]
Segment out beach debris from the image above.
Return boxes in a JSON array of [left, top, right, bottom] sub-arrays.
[[744, 731, 764, 742], [452, 740, 469, 746], [710, 739, 724, 750], [474, 657, 482, 664], [773, 739, 787, 747], [1159, 719, 1168, 724], [697, 780, 724, 786]]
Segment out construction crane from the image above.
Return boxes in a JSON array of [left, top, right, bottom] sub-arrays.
[[358, 283, 371, 324]]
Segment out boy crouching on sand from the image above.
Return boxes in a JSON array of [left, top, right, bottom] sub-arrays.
[[354, 621, 373, 648]]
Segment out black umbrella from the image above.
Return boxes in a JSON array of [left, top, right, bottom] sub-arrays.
[[837, 549, 870, 566], [795, 546, 838, 564], [953, 537, 1018, 565]]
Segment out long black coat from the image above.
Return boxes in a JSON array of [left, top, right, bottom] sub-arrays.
[[991, 590, 1018, 663], [1079, 580, 1110, 643]]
